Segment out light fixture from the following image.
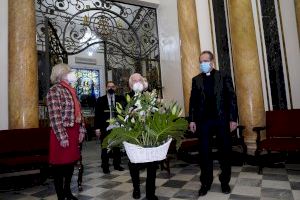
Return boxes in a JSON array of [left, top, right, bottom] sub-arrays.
[[83, 14, 89, 26]]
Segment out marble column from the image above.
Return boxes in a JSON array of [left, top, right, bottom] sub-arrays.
[[295, 0, 300, 46], [177, 0, 201, 114], [227, 0, 265, 154], [9, 0, 39, 129]]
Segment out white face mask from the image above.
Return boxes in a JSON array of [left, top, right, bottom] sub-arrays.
[[132, 82, 144, 93], [66, 72, 77, 84]]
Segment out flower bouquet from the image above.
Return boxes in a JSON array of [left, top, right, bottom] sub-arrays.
[[102, 89, 188, 163]]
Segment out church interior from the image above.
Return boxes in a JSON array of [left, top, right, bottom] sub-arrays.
[[0, 0, 300, 199]]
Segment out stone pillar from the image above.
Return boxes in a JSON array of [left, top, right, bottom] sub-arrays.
[[295, 0, 300, 46], [227, 0, 265, 154], [177, 0, 201, 114], [9, 0, 39, 129]]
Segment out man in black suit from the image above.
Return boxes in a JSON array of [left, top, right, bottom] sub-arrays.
[[189, 51, 238, 196], [94, 81, 126, 174]]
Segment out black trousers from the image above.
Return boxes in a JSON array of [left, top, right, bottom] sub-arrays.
[[100, 130, 122, 169], [198, 119, 232, 187], [128, 161, 158, 198], [52, 163, 75, 200], [101, 147, 121, 169]]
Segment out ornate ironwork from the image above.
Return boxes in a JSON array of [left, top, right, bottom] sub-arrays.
[[46, 19, 68, 67], [36, 0, 162, 96]]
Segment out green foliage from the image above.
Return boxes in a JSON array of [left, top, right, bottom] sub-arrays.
[[102, 90, 188, 150]]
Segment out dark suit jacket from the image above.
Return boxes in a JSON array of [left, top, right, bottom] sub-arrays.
[[94, 94, 126, 136], [188, 69, 238, 123]]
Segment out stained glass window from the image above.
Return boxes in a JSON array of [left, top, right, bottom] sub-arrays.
[[72, 68, 100, 107]]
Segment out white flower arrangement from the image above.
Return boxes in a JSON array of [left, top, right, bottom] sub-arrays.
[[102, 89, 188, 151]]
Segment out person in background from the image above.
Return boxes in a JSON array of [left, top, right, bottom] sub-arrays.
[[189, 51, 238, 196], [94, 81, 126, 174], [47, 63, 86, 200], [127, 73, 158, 200]]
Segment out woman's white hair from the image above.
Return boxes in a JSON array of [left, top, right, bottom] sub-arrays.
[[50, 63, 71, 84], [143, 77, 149, 91], [128, 73, 148, 90]]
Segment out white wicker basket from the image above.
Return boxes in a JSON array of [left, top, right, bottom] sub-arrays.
[[123, 138, 172, 163]]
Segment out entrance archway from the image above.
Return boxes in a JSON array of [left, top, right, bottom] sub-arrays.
[[36, 0, 162, 98]]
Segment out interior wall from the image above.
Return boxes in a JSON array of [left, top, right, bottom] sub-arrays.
[[0, 0, 8, 130], [195, 0, 214, 57], [156, 0, 185, 113], [278, 0, 300, 109]]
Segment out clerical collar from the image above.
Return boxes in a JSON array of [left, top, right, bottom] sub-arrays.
[[202, 69, 215, 76]]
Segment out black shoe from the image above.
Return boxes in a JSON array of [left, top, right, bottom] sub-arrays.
[[198, 185, 210, 196], [102, 168, 110, 174], [114, 165, 125, 171], [221, 184, 231, 194], [146, 195, 158, 200], [132, 189, 141, 199]]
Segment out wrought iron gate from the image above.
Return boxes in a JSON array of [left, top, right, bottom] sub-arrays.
[[36, 0, 162, 96]]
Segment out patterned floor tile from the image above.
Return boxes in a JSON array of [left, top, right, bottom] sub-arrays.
[[261, 188, 294, 200], [229, 194, 260, 200], [261, 180, 291, 190], [96, 180, 122, 189], [155, 186, 181, 198], [199, 192, 230, 200], [291, 182, 300, 190], [161, 180, 187, 188], [241, 166, 259, 173], [95, 190, 126, 200], [231, 185, 261, 197], [181, 181, 200, 191], [293, 190, 300, 200], [79, 187, 108, 197], [237, 178, 262, 187], [262, 168, 287, 175], [262, 174, 289, 181], [172, 189, 198, 199], [112, 182, 134, 192], [170, 174, 195, 181], [1, 140, 300, 200]]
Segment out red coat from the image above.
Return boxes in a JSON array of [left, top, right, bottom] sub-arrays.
[[49, 123, 80, 165]]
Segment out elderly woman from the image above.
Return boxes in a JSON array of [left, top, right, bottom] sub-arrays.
[[46, 63, 85, 200], [127, 73, 158, 200]]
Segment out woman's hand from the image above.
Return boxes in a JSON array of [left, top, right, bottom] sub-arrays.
[[79, 133, 85, 143], [60, 139, 69, 148], [189, 122, 197, 133]]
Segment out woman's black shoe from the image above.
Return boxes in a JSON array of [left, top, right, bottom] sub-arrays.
[[198, 185, 210, 196], [132, 189, 141, 199], [102, 168, 110, 174], [221, 184, 231, 194]]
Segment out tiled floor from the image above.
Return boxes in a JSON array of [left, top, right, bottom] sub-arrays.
[[1, 140, 300, 200]]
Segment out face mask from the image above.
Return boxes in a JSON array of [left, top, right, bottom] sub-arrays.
[[66, 72, 77, 84], [132, 82, 144, 93], [200, 62, 211, 73], [107, 88, 115, 94]]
